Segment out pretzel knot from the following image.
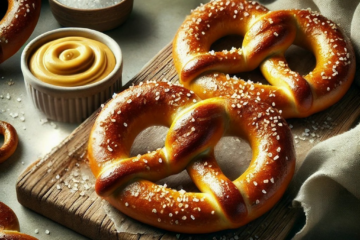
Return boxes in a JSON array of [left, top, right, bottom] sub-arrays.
[[173, 0, 356, 118], [88, 82, 295, 233]]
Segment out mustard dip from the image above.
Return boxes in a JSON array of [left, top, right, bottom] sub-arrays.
[[29, 36, 116, 87]]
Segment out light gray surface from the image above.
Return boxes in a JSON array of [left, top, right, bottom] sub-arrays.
[[0, 0, 203, 239]]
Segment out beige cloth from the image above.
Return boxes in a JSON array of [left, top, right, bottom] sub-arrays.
[[292, 124, 360, 239], [259, 0, 360, 239]]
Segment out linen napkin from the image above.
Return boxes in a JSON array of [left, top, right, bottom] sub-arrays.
[[292, 124, 360, 239], [259, 0, 360, 239]]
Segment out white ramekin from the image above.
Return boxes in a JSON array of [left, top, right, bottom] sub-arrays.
[[21, 28, 122, 123], [49, 0, 134, 32]]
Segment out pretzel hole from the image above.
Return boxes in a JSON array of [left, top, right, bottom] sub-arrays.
[[210, 34, 270, 84], [0, 1, 8, 20], [158, 170, 197, 192], [210, 34, 243, 52], [235, 68, 268, 85], [214, 136, 252, 181], [0, 134, 4, 147], [130, 126, 168, 156], [285, 45, 316, 76]]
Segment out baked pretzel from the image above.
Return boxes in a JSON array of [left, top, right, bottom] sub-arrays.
[[173, 0, 356, 118], [0, 0, 41, 64], [0, 121, 18, 163], [88, 82, 295, 233], [0, 202, 38, 240]]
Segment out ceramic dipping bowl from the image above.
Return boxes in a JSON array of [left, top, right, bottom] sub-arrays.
[[21, 27, 123, 123]]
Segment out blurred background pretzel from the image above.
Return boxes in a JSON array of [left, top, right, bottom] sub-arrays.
[[173, 0, 356, 118], [87, 82, 295, 233], [0, 0, 41, 64], [0, 121, 18, 163], [0, 202, 38, 240]]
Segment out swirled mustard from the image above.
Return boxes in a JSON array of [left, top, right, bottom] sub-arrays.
[[29, 36, 116, 87]]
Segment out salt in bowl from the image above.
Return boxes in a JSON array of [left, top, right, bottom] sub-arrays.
[[49, 0, 134, 32]]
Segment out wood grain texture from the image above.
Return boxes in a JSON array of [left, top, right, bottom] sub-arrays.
[[16, 43, 360, 240]]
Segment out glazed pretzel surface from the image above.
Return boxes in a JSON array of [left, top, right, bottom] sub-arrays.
[[173, 0, 356, 118], [0, 202, 38, 240], [0, 0, 41, 63], [0, 121, 18, 163], [88, 82, 295, 233]]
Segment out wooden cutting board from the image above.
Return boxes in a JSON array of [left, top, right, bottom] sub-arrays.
[[16, 43, 360, 240]]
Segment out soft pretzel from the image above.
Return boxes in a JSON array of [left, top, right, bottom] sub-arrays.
[[0, 0, 41, 64], [173, 0, 356, 118], [0, 121, 18, 163], [0, 202, 38, 240], [87, 81, 295, 233]]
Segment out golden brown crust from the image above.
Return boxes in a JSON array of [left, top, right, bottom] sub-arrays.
[[0, 202, 38, 240], [0, 121, 18, 163], [87, 82, 295, 233], [172, 0, 356, 118], [0, 0, 41, 63]]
